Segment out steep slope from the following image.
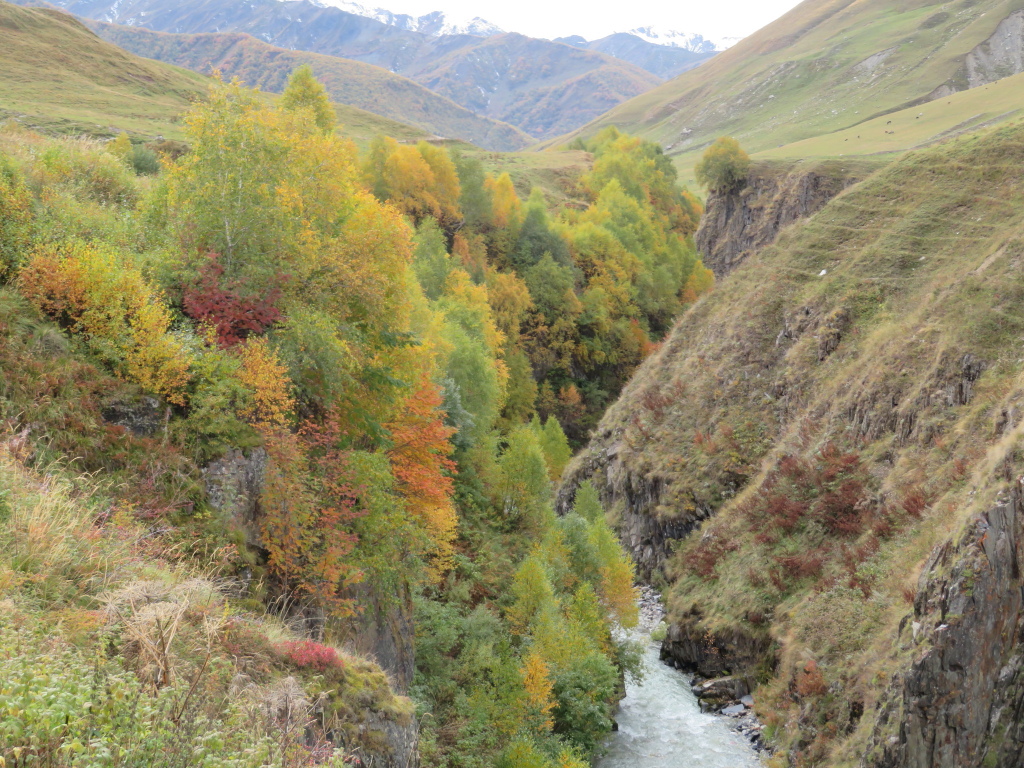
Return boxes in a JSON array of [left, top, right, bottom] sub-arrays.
[[547, 0, 1024, 172], [557, 32, 716, 79], [88, 22, 531, 150], [410, 33, 661, 138], [13, 0, 661, 138], [0, 0, 207, 138], [558, 121, 1024, 766]]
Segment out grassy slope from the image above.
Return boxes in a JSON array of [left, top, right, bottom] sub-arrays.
[[540, 0, 1024, 176], [89, 22, 533, 151], [566, 119, 1024, 762], [0, 0, 208, 138], [758, 69, 1024, 159]]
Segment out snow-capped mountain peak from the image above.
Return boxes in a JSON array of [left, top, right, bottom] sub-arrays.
[[311, 0, 504, 37], [625, 26, 736, 52]]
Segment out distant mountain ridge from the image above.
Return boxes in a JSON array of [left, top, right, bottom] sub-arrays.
[[312, 0, 504, 38], [89, 21, 532, 150], [556, 32, 716, 80], [15, 0, 667, 138], [624, 26, 738, 52]]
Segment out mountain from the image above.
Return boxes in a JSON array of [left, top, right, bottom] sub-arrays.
[[407, 33, 661, 138], [88, 22, 532, 150], [559, 119, 1024, 767], [0, 0, 209, 138], [625, 26, 720, 52], [313, 0, 504, 37], [557, 32, 717, 80], [13, 0, 662, 138], [549, 0, 1024, 175]]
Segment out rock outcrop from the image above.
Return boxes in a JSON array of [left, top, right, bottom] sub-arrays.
[[557, 443, 705, 580], [203, 448, 267, 546], [694, 163, 861, 277], [202, 449, 419, 767], [931, 9, 1024, 99], [866, 482, 1024, 768]]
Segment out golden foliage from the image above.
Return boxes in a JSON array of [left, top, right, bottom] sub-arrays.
[[520, 650, 555, 732], [235, 338, 294, 429], [18, 240, 191, 405]]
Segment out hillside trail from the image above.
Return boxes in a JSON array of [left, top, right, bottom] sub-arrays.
[[596, 592, 764, 768]]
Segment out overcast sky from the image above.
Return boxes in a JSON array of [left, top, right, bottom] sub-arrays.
[[373, 0, 806, 43]]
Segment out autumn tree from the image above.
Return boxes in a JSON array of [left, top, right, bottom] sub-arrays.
[[386, 376, 459, 579], [280, 64, 336, 133], [694, 136, 751, 193]]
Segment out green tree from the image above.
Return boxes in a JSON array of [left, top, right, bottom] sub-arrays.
[[694, 136, 750, 193], [495, 426, 551, 528], [280, 64, 336, 133], [537, 416, 571, 482]]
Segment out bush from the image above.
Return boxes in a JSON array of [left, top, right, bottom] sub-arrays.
[[130, 144, 162, 175], [18, 240, 192, 404], [694, 137, 750, 193]]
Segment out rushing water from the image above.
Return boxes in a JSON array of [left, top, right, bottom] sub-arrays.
[[596, 610, 763, 768]]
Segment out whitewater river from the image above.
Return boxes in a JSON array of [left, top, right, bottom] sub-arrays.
[[596, 621, 763, 768]]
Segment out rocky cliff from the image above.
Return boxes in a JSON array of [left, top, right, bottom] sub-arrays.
[[559, 125, 1024, 764], [693, 162, 866, 277], [931, 9, 1024, 99], [201, 446, 420, 767]]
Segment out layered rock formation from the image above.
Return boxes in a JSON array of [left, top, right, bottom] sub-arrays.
[[558, 126, 1024, 764], [694, 162, 862, 277]]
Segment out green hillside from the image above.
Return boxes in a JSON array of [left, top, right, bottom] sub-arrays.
[[758, 71, 1024, 160], [89, 22, 533, 151], [546, 0, 1024, 178], [0, 1, 207, 138], [562, 119, 1024, 766]]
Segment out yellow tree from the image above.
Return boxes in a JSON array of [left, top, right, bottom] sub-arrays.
[[280, 64, 337, 133]]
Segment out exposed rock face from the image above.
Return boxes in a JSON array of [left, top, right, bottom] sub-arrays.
[[694, 164, 859, 277], [662, 618, 771, 682], [556, 443, 707, 581], [359, 711, 420, 768], [966, 11, 1024, 88], [866, 483, 1024, 768], [202, 448, 267, 547], [101, 395, 165, 437], [930, 10, 1024, 99], [342, 583, 417, 695]]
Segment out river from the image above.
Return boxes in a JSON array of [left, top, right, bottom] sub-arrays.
[[596, 599, 764, 768]]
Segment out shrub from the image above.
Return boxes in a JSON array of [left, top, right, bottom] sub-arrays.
[[0, 154, 32, 280], [277, 640, 344, 675], [130, 143, 162, 175], [694, 137, 750, 193], [183, 252, 283, 347], [19, 240, 192, 404]]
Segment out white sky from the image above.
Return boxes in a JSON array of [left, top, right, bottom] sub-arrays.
[[374, 0, 805, 43]]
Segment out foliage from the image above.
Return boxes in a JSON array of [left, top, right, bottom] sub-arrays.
[[694, 136, 751, 193], [0, 67, 682, 768], [18, 240, 192, 405], [183, 252, 283, 347], [280, 64, 337, 134], [0, 154, 32, 280]]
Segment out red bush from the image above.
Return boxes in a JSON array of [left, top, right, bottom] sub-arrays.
[[774, 550, 825, 579], [277, 640, 344, 674], [183, 252, 283, 347], [901, 488, 928, 518], [690, 535, 739, 579], [795, 660, 828, 698]]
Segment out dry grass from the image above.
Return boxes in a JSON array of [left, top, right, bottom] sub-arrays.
[[566, 121, 1024, 762]]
